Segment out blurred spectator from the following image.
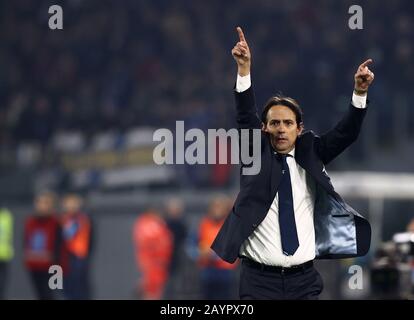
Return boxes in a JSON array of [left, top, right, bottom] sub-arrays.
[[164, 197, 188, 299], [210, 136, 234, 187], [406, 218, 414, 233], [198, 196, 237, 299], [23, 191, 61, 300], [60, 193, 92, 300], [132, 208, 172, 299], [15, 95, 54, 144], [0, 207, 13, 299]]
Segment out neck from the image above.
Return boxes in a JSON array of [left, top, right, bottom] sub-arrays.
[[272, 145, 294, 155]]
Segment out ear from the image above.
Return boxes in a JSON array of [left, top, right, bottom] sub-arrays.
[[297, 123, 304, 135], [261, 122, 266, 132]]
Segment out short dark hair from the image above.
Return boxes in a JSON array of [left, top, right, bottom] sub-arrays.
[[261, 95, 303, 126]]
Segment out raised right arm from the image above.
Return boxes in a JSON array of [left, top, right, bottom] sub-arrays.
[[232, 27, 261, 130]]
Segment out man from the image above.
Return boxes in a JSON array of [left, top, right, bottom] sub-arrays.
[[0, 207, 13, 299], [163, 198, 188, 299], [211, 27, 374, 300], [60, 193, 92, 299], [23, 191, 62, 300], [132, 208, 173, 299], [198, 196, 237, 300]]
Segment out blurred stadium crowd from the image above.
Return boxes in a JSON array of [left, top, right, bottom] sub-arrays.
[[0, 0, 414, 299], [0, 1, 413, 177]]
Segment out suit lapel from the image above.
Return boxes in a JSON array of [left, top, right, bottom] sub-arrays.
[[295, 135, 336, 195]]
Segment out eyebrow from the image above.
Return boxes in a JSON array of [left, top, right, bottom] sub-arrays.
[[269, 119, 295, 122]]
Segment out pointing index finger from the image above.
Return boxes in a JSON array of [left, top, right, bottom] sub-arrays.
[[237, 26, 247, 43], [359, 59, 373, 69]]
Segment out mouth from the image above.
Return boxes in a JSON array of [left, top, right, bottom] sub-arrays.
[[275, 137, 288, 143]]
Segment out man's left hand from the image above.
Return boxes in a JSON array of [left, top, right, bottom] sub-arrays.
[[354, 59, 375, 95]]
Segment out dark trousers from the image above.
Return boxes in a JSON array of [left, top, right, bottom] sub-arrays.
[[239, 259, 323, 300], [29, 270, 58, 300], [0, 262, 9, 299], [201, 267, 234, 300], [64, 255, 90, 300]]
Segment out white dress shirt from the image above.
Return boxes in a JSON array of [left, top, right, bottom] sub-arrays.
[[236, 73, 367, 266]]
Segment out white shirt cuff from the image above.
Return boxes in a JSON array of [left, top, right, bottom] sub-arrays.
[[236, 74, 251, 93], [352, 92, 367, 109]]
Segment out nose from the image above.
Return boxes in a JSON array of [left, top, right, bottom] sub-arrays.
[[277, 124, 286, 133]]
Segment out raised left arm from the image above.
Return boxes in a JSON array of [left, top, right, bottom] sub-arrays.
[[316, 59, 375, 164]]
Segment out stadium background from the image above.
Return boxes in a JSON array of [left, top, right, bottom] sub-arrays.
[[1, 0, 414, 299]]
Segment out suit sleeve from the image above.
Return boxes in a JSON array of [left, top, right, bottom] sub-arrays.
[[234, 86, 262, 168], [315, 103, 368, 165], [234, 86, 261, 130]]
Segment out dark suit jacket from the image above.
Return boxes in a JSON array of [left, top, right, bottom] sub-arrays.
[[211, 86, 371, 263]]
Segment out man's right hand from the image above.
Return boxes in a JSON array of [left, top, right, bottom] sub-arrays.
[[232, 27, 251, 76]]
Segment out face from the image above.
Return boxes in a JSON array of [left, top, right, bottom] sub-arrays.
[[262, 105, 303, 154], [62, 195, 82, 214], [35, 194, 55, 216], [208, 198, 228, 221], [166, 198, 184, 219]]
